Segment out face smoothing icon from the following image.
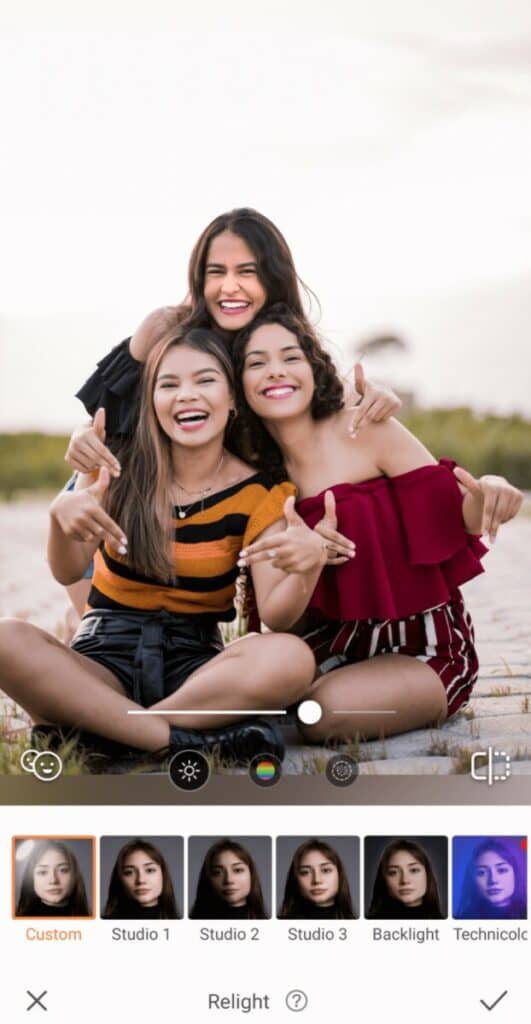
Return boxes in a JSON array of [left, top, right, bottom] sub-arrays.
[[325, 753, 359, 788], [168, 750, 211, 792], [20, 749, 63, 782]]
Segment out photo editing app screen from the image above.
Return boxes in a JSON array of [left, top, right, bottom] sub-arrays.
[[1, 2, 531, 1021]]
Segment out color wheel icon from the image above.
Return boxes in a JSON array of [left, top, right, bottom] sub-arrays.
[[249, 753, 282, 788]]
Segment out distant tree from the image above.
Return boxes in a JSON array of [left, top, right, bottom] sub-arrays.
[[354, 334, 408, 359]]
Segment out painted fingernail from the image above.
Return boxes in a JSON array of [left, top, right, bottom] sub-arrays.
[[118, 545, 127, 555], [237, 559, 246, 568], [239, 549, 247, 557]]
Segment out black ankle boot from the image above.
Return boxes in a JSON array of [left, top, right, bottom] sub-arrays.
[[168, 718, 284, 764]]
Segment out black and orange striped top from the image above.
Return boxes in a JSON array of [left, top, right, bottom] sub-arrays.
[[88, 473, 295, 621]]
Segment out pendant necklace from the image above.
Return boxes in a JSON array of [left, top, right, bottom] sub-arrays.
[[174, 452, 225, 520]]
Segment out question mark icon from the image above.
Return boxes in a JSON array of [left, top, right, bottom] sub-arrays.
[[286, 990, 308, 1012]]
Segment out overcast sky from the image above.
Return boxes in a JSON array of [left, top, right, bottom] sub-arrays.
[[1, 1, 531, 429]]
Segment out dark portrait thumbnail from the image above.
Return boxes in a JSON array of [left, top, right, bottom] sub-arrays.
[[100, 836, 183, 919], [276, 836, 359, 919], [13, 836, 95, 918], [188, 836, 271, 919], [365, 836, 447, 920], [452, 836, 527, 920]]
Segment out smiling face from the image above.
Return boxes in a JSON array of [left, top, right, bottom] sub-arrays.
[[208, 850, 252, 907], [296, 849, 339, 907], [204, 231, 267, 331], [33, 848, 74, 907], [384, 850, 428, 907], [242, 323, 314, 423], [33, 751, 62, 781], [120, 849, 164, 907], [153, 343, 233, 448], [474, 851, 515, 906]]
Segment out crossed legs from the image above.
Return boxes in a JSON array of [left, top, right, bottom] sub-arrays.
[[298, 653, 448, 743], [0, 619, 315, 752]]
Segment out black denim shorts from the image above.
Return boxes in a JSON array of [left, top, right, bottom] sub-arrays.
[[70, 609, 223, 706]]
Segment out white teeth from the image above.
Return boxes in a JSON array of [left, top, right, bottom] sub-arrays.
[[220, 301, 248, 309], [265, 387, 295, 396], [176, 412, 207, 422]]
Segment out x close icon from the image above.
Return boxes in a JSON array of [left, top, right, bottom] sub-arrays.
[[26, 990, 48, 1012]]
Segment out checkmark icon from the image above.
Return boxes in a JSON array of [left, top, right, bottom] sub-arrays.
[[480, 990, 508, 1011]]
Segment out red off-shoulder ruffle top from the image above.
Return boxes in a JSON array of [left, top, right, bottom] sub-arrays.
[[295, 459, 487, 621]]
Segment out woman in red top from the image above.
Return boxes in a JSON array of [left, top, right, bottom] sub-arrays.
[[234, 306, 523, 740]]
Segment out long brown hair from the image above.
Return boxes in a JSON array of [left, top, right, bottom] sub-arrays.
[[367, 839, 443, 919], [279, 839, 356, 919], [16, 840, 89, 916], [184, 207, 319, 328], [190, 839, 268, 919], [112, 210, 322, 372], [103, 839, 179, 919], [106, 327, 235, 582]]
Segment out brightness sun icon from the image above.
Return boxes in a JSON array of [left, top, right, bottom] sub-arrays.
[[177, 758, 203, 784], [168, 749, 210, 791]]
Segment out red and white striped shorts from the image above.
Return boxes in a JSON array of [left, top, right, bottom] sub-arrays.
[[302, 591, 478, 718]]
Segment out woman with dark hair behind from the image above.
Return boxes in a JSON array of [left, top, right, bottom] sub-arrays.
[[190, 839, 268, 920], [455, 838, 526, 920], [102, 839, 179, 919], [279, 839, 356, 919], [367, 839, 444, 919], [71, 207, 393, 450], [16, 840, 90, 917]]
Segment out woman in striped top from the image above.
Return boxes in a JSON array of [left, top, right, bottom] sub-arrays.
[[0, 328, 323, 763]]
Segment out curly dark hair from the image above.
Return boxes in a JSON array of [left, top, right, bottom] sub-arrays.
[[231, 304, 345, 481]]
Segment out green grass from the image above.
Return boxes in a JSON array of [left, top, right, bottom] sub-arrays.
[[401, 407, 531, 487], [0, 729, 89, 776], [0, 433, 71, 498], [1, 407, 531, 497]]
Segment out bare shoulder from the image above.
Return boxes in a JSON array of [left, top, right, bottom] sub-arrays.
[[130, 306, 184, 361], [363, 417, 437, 476], [223, 454, 260, 486], [135, 305, 182, 333]]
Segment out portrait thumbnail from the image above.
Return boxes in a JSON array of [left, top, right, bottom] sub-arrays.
[[100, 836, 183, 919], [364, 836, 447, 920], [452, 836, 527, 920], [276, 836, 359, 919], [13, 836, 95, 918], [188, 836, 271, 919]]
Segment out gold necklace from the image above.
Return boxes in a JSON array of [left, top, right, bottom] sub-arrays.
[[173, 452, 225, 520]]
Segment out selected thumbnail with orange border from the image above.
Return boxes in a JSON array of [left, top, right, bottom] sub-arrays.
[[12, 835, 96, 919]]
